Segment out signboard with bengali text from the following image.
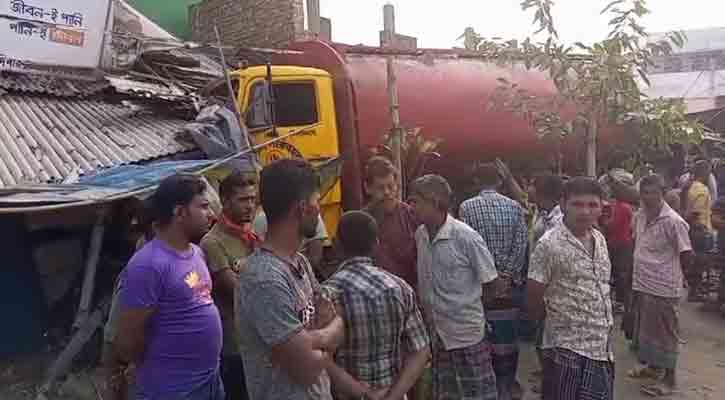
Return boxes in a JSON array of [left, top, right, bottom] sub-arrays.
[[0, 0, 111, 71]]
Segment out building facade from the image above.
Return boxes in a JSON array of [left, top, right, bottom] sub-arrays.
[[190, 0, 306, 48]]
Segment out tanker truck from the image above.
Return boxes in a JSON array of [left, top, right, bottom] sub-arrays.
[[223, 40, 622, 235]]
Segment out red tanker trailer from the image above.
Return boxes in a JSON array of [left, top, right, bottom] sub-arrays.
[[281, 41, 567, 156], [231, 40, 622, 232]]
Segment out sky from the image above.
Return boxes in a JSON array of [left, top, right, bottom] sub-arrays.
[[318, 0, 725, 49]]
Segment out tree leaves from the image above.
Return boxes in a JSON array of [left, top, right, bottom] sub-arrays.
[[374, 128, 443, 196], [476, 0, 702, 171], [601, 0, 626, 14], [522, 0, 559, 38], [667, 30, 687, 48], [637, 68, 650, 87]]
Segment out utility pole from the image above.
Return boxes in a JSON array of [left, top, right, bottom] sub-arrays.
[[306, 0, 321, 37], [381, 3, 396, 48], [383, 4, 403, 199], [383, 3, 396, 35]]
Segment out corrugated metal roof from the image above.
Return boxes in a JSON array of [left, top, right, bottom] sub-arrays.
[[0, 72, 111, 97], [651, 27, 725, 54], [644, 69, 725, 100], [0, 94, 194, 187]]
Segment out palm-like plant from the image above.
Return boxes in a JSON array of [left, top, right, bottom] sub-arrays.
[[370, 127, 442, 198]]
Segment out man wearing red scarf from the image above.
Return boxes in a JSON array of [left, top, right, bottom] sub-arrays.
[[201, 172, 260, 400]]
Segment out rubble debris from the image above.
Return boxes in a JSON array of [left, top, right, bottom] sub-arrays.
[[109, 47, 223, 101], [57, 373, 97, 400]]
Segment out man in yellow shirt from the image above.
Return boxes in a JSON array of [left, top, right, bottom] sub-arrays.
[[686, 160, 713, 231], [685, 160, 714, 301]]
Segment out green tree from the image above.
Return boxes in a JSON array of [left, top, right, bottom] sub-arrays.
[[466, 0, 704, 176]]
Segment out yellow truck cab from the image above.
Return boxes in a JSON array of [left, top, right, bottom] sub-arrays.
[[235, 65, 343, 236]]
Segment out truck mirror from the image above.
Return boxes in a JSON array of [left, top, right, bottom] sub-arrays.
[[245, 81, 274, 130]]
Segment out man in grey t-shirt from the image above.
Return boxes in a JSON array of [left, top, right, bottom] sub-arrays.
[[238, 159, 343, 400], [254, 211, 330, 278], [239, 250, 333, 400]]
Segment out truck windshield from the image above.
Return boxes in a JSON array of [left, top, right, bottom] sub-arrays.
[[246, 81, 319, 128]]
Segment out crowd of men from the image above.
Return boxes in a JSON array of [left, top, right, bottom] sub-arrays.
[[101, 154, 725, 400]]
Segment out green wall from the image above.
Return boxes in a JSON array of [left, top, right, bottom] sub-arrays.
[[127, 0, 202, 40]]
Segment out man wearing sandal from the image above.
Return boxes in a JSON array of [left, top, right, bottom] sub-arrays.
[[631, 174, 694, 397]]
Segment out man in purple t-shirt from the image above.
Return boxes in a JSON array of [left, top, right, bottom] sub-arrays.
[[118, 174, 223, 400]]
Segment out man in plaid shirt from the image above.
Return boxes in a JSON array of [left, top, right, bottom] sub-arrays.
[[459, 163, 528, 289], [325, 211, 431, 400], [459, 163, 528, 400]]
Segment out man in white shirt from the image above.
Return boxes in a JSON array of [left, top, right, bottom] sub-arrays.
[[409, 174, 500, 400]]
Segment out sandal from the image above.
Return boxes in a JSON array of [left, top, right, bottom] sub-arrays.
[[640, 383, 677, 397], [627, 366, 662, 380], [529, 383, 542, 394]]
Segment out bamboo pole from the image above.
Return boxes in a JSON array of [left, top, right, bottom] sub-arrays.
[[72, 209, 107, 329], [36, 296, 111, 400], [587, 116, 598, 177], [386, 56, 403, 200]]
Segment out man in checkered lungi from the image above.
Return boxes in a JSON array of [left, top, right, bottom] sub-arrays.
[[410, 175, 500, 400], [459, 163, 529, 400]]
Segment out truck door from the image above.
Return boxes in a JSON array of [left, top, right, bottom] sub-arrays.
[[242, 73, 343, 237]]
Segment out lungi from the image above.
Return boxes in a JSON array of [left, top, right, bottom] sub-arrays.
[[609, 244, 634, 305], [632, 291, 681, 370], [611, 244, 635, 339], [431, 336, 498, 400], [542, 348, 614, 400], [486, 307, 520, 388]]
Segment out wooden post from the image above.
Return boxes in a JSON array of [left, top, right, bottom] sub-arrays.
[[586, 116, 598, 177], [387, 56, 404, 200], [36, 296, 112, 400], [72, 209, 106, 329], [554, 136, 564, 175]]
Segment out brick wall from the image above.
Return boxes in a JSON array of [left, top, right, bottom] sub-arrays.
[[190, 0, 305, 49]]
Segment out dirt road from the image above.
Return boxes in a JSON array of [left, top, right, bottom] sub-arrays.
[[518, 300, 725, 400], [3, 299, 725, 400]]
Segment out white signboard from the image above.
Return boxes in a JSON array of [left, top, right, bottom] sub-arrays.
[[0, 0, 111, 71]]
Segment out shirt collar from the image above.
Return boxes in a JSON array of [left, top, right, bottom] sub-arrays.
[[479, 189, 498, 196], [432, 214, 456, 242], [546, 205, 562, 220], [643, 201, 675, 225], [339, 256, 374, 270], [659, 202, 675, 218], [334, 256, 376, 278], [259, 246, 306, 277], [559, 223, 601, 256]]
